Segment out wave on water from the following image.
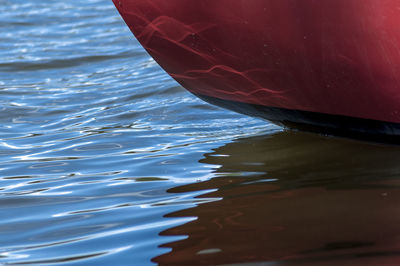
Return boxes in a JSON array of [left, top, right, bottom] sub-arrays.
[[0, 0, 272, 265]]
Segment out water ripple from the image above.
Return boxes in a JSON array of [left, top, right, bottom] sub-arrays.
[[0, 0, 272, 264]]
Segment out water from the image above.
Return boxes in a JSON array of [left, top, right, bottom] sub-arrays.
[[1, 0, 400, 265]]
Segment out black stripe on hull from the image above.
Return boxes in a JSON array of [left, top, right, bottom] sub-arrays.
[[196, 94, 400, 143]]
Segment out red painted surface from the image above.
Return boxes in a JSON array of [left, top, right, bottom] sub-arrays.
[[114, 0, 400, 123]]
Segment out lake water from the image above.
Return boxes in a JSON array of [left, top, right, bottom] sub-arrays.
[[1, 1, 400, 265]]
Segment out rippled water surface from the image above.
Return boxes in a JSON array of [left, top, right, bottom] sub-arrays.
[[2, 1, 400, 265]]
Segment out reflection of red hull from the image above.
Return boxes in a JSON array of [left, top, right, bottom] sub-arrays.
[[114, 0, 400, 137]]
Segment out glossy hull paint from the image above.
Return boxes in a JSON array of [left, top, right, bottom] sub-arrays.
[[113, 0, 400, 137]]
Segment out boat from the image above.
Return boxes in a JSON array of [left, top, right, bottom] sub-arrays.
[[113, 0, 400, 139]]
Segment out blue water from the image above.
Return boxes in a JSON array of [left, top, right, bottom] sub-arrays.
[[0, 0, 272, 264], [2, 1, 400, 265]]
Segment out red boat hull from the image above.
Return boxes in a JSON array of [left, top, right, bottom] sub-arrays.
[[114, 0, 400, 137]]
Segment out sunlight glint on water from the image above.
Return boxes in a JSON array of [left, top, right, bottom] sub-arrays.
[[0, 0, 272, 265]]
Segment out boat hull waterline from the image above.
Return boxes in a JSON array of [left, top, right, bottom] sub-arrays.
[[113, 0, 400, 138]]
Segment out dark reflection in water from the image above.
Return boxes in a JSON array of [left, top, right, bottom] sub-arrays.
[[155, 132, 400, 265]]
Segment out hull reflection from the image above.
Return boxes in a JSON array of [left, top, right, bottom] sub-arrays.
[[154, 132, 400, 265]]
